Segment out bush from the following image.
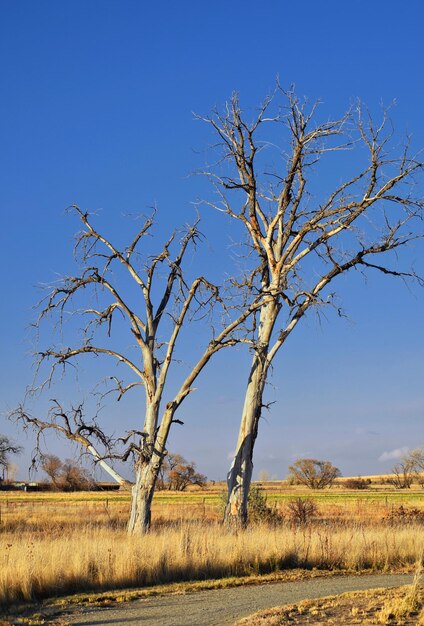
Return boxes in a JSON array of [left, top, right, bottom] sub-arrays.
[[286, 497, 318, 525], [218, 485, 282, 525], [385, 505, 424, 526], [344, 478, 370, 490], [247, 485, 282, 525]]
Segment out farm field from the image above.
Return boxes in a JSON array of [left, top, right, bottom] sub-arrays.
[[1, 482, 424, 611]]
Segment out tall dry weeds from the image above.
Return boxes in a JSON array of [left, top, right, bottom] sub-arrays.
[[1, 521, 424, 607]]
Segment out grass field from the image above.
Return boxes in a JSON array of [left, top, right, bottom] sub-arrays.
[[1, 482, 424, 609], [1, 483, 423, 529]]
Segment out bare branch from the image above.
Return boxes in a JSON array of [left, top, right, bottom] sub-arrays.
[[201, 85, 424, 526], [12, 401, 131, 488]]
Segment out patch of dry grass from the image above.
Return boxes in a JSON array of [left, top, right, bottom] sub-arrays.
[[235, 584, 424, 625], [2, 491, 424, 609], [0, 492, 221, 532], [376, 567, 424, 624], [2, 489, 424, 534], [1, 521, 424, 607]]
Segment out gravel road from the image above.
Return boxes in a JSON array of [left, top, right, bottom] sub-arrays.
[[66, 573, 412, 626]]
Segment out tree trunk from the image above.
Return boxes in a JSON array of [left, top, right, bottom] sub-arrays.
[[126, 398, 163, 534], [224, 299, 279, 528], [127, 458, 160, 534], [127, 401, 178, 533], [224, 352, 266, 528]]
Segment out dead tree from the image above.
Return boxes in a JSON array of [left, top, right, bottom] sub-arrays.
[[401, 447, 424, 485], [0, 434, 21, 480], [389, 461, 415, 489], [15, 208, 262, 533], [200, 86, 424, 526]]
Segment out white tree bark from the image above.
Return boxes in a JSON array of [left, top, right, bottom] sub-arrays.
[[204, 88, 424, 528], [17, 211, 259, 534], [85, 445, 131, 488], [127, 458, 159, 533], [225, 300, 279, 526]]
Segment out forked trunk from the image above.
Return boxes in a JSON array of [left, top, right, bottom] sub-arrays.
[[224, 299, 279, 528], [224, 354, 266, 527], [127, 458, 160, 534], [126, 397, 162, 534], [126, 397, 178, 534]]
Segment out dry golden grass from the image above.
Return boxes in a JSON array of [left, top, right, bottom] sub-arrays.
[[234, 587, 424, 625], [235, 581, 424, 625], [234, 558, 424, 626], [1, 489, 424, 609], [1, 486, 424, 531], [0, 492, 221, 532], [1, 520, 424, 607]]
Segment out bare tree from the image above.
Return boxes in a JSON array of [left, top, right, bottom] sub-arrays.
[[200, 86, 424, 526], [41, 454, 93, 490], [157, 452, 207, 491], [15, 208, 262, 533], [287, 458, 341, 489], [404, 446, 424, 478], [387, 448, 421, 489], [60, 459, 94, 491], [388, 460, 415, 489], [41, 454, 63, 488], [0, 434, 21, 481]]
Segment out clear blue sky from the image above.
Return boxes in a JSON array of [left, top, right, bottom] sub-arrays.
[[1, 0, 423, 481]]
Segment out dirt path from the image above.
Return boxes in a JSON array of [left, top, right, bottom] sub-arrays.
[[65, 573, 412, 626]]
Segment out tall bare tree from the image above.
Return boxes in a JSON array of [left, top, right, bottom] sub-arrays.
[[200, 86, 424, 526], [15, 208, 262, 533]]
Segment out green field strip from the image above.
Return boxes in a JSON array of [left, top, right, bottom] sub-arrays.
[[1, 490, 423, 506]]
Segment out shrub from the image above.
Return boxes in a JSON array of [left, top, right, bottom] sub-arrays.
[[385, 505, 424, 526], [286, 497, 318, 525], [344, 478, 370, 490], [247, 485, 282, 525]]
